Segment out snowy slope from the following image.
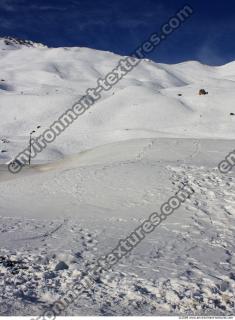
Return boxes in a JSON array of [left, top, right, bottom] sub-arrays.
[[0, 138, 235, 316], [1, 37, 235, 163], [0, 38, 235, 316]]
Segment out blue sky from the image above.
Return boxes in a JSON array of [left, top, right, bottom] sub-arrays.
[[0, 0, 234, 65]]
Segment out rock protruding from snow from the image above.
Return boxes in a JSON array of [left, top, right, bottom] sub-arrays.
[[0, 36, 47, 50], [55, 261, 69, 271]]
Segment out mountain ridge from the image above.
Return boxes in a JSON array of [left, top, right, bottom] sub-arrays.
[[0, 37, 235, 164]]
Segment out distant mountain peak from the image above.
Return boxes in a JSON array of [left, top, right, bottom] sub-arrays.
[[0, 36, 47, 49]]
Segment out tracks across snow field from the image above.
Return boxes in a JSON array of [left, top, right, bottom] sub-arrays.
[[0, 138, 235, 315]]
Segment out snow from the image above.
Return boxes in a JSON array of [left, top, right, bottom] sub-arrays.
[[0, 38, 235, 316]]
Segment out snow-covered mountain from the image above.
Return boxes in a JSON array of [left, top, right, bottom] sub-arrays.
[[1, 37, 235, 163], [0, 39, 235, 316], [0, 36, 47, 49]]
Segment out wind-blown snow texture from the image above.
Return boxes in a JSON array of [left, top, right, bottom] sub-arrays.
[[0, 38, 234, 316]]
